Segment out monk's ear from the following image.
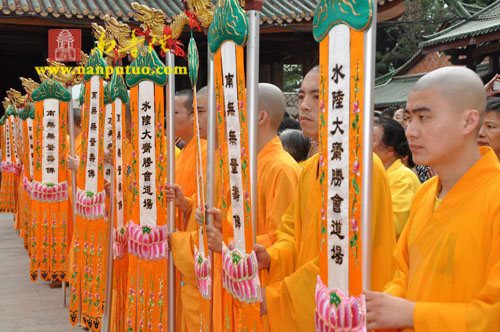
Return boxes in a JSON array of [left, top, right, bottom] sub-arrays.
[[258, 111, 267, 125], [463, 109, 480, 136]]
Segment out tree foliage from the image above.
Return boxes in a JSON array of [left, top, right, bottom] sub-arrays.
[[283, 64, 303, 92], [375, 0, 496, 77]]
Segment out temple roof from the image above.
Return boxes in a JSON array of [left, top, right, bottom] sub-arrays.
[[421, 0, 500, 49], [0, 0, 401, 25]]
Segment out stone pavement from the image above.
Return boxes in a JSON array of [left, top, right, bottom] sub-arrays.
[[0, 213, 86, 332]]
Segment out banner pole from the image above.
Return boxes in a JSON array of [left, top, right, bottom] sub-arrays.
[[66, 88, 77, 308], [361, 0, 377, 291], [166, 51, 176, 332], [101, 171, 115, 332], [246, 5, 261, 245], [206, 46, 216, 332]]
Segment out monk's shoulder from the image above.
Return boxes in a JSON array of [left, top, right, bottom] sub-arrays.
[[478, 169, 500, 214], [269, 148, 302, 174], [410, 176, 438, 205]]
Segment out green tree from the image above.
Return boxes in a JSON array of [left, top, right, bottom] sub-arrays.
[[283, 64, 303, 92], [375, 0, 496, 77]]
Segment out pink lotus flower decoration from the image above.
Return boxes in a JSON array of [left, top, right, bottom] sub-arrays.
[[353, 101, 360, 114], [352, 160, 360, 176], [194, 246, 212, 300], [222, 244, 261, 303], [350, 219, 359, 232], [315, 276, 366, 332]]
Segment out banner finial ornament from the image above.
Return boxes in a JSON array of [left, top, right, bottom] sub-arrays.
[[125, 46, 168, 87], [82, 48, 107, 82], [313, 0, 372, 42], [207, 0, 249, 53], [31, 79, 71, 102]]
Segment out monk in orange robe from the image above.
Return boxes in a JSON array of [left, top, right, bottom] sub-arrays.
[[253, 67, 396, 332], [365, 66, 500, 331], [179, 83, 302, 330], [166, 89, 208, 332]]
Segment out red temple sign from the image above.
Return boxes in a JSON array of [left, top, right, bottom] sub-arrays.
[[48, 29, 81, 62]]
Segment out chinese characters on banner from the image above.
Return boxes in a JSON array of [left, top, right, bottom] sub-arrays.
[[85, 78, 102, 193], [325, 25, 351, 292], [220, 41, 248, 253], [112, 101, 127, 230], [5, 118, 12, 166], [103, 87, 114, 186], [27, 117, 35, 180], [138, 83, 157, 219], [41, 100, 60, 184]]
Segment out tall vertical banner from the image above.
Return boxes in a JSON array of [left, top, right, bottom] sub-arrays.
[[107, 70, 130, 332], [125, 45, 169, 332], [208, 0, 260, 330], [0, 103, 18, 212], [19, 102, 35, 252], [0, 114, 6, 210], [11, 97, 26, 240], [68, 48, 108, 331], [313, 1, 373, 331], [0, 104, 22, 212], [29, 79, 70, 283]]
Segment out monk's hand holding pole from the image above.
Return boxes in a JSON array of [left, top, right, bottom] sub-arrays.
[[165, 184, 189, 213], [167, 232, 172, 251], [195, 206, 203, 226], [206, 224, 222, 252], [260, 288, 267, 316], [484, 73, 500, 98], [103, 149, 114, 166], [66, 155, 79, 172], [104, 179, 111, 197], [364, 290, 415, 331], [253, 244, 271, 270], [205, 207, 223, 252]]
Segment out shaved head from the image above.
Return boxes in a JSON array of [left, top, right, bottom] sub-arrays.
[[258, 83, 286, 130], [406, 66, 486, 173], [413, 66, 486, 120], [197, 86, 208, 96]]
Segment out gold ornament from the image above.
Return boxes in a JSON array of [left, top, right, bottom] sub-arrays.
[[132, 2, 167, 43], [20, 77, 40, 95]]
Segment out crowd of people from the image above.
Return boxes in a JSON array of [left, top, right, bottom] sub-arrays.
[[3, 65, 500, 331]]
